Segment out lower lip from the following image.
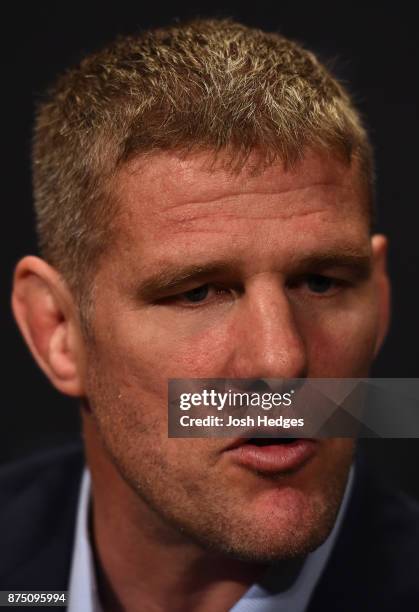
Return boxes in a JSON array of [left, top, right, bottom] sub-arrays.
[[226, 439, 318, 474]]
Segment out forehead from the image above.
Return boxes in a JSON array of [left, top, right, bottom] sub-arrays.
[[109, 148, 369, 266]]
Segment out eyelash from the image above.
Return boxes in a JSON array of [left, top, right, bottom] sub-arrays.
[[163, 275, 349, 308], [161, 284, 229, 308]]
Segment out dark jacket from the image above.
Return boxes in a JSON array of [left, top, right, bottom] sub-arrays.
[[1, 442, 419, 611]]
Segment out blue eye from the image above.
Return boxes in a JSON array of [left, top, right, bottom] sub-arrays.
[[183, 284, 210, 302], [307, 275, 334, 293]]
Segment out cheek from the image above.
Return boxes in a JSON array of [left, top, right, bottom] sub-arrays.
[[305, 300, 379, 376], [88, 304, 228, 410]]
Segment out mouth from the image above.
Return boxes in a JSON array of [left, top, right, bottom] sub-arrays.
[[223, 437, 318, 474], [247, 437, 298, 445]]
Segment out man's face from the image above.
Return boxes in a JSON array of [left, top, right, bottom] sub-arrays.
[[83, 148, 388, 561]]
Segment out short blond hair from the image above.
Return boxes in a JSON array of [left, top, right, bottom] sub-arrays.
[[32, 18, 374, 322]]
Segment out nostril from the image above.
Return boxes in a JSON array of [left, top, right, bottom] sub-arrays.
[[225, 378, 271, 393], [224, 378, 306, 396]]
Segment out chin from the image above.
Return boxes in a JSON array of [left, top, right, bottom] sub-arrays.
[[182, 484, 342, 564], [202, 519, 333, 564]]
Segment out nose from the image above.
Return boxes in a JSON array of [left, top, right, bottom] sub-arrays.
[[225, 278, 308, 381]]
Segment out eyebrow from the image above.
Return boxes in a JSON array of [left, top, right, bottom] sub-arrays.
[[136, 262, 230, 300], [135, 250, 372, 300], [293, 252, 372, 277]]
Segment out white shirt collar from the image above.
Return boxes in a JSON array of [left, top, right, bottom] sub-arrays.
[[68, 468, 101, 612], [68, 465, 354, 612]]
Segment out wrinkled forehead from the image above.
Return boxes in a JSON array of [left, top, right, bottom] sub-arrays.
[[107, 148, 370, 260], [113, 147, 367, 215]]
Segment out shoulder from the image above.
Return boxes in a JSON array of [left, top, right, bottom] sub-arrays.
[[310, 452, 419, 611], [0, 441, 84, 497], [0, 441, 85, 590]]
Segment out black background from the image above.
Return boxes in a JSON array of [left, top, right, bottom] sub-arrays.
[[2, 3, 418, 496]]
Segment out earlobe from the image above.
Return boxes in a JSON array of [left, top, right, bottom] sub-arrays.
[[11, 256, 85, 397], [371, 235, 391, 357]]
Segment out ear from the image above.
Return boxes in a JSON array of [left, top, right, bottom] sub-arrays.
[[371, 234, 391, 357], [11, 255, 86, 397]]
